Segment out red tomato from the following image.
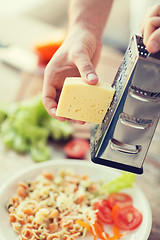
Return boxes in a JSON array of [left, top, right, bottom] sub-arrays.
[[112, 205, 143, 230], [94, 200, 113, 224], [107, 193, 133, 209], [64, 139, 90, 159]]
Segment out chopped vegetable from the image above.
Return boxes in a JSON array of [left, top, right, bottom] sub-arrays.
[[107, 193, 133, 209], [94, 189, 142, 234], [112, 225, 123, 239], [112, 205, 143, 230], [64, 138, 90, 158], [46, 118, 73, 140], [94, 200, 113, 224], [0, 94, 73, 162], [0, 102, 9, 124], [7, 169, 143, 240], [34, 29, 66, 66], [76, 219, 110, 240], [75, 220, 92, 232], [101, 172, 135, 194], [92, 220, 110, 240]]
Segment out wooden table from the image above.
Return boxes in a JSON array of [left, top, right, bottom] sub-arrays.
[[0, 16, 160, 240]]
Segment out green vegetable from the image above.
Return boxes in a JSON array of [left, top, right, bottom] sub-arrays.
[[0, 102, 10, 124], [46, 118, 73, 140], [0, 94, 73, 162], [30, 141, 51, 163], [101, 172, 135, 194]]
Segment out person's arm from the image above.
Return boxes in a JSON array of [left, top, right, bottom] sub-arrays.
[[66, 0, 113, 84], [141, 4, 160, 53], [42, 0, 113, 122], [68, 0, 113, 39]]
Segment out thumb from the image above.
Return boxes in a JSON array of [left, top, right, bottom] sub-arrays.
[[74, 53, 98, 85]]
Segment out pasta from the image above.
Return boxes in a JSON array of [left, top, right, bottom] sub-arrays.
[[7, 169, 104, 240]]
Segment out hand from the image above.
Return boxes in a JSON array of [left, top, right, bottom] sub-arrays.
[[42, 27, 102, 123], [140, 4, 160, 53]]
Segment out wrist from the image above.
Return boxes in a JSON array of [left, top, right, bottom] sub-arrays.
[[67, 24, 102, 43], [68, 17, 104, 40], [68, 0, 113, 40]]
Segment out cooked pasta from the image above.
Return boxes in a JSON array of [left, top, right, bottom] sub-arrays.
[[7, 169, 104, 240]]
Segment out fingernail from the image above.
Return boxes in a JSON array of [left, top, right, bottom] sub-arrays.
[[50, 108, 56, 115], [86, 73, 98, 81], [149, 40, 159, 52]]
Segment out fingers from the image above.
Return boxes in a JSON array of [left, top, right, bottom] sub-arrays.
[[73, 52, 98, 85], [42, 29, 100, 125], [140, 4, 160, 52], [145, 27, 160, 53], [50, 108, 66, 122], [42, 62, 67, 121], [143, 16, 160, 44], [42, 90, 66, 122], [42, 52, 87, 124], [140, 5, 159, 34], [68, 119, 85, 125]]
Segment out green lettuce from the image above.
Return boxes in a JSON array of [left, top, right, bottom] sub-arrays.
[[101, 172, 135, 194], [0, 94, 73, 162]]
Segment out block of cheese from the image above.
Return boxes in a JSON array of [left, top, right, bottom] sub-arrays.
[[56, 77, 115, 124]]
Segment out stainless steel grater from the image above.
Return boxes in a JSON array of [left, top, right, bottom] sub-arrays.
[[91, 35, 160, 174]]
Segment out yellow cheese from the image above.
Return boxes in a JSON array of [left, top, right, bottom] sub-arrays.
[[56, 77, 115, 124]]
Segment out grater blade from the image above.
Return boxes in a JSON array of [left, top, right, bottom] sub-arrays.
[[91, 35, 160, 174]]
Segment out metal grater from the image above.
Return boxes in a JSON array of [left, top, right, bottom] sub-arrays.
[[90, 35, 160, 174]]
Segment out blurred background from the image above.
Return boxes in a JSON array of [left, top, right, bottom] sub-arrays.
[[0, 1, 160, 239], [0, 0, 159, 51]]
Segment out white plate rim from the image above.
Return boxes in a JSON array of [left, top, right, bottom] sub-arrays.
[[0, 159, 152, 240]]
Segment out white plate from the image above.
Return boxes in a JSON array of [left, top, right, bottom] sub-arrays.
[[0, 159, 152, 240]]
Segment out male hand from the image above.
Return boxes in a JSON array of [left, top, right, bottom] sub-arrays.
[[42, 27, 102, 123]]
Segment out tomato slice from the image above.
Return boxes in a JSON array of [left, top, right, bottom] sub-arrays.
[[112, 205, 143, 230], [107, 193, 133, 209], [64, 139, 90, 159], [94, 200, 113, 224]]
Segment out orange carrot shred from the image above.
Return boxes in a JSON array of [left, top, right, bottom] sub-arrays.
[[75, 220, 92, 232], [92, 221, 109, 240], [107, 225, 124, 240]]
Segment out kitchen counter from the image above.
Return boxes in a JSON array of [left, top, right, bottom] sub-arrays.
[[0, 16, 160, 239]]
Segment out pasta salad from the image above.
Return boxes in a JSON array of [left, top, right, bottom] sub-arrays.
[[7, 169, 142, 240]]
